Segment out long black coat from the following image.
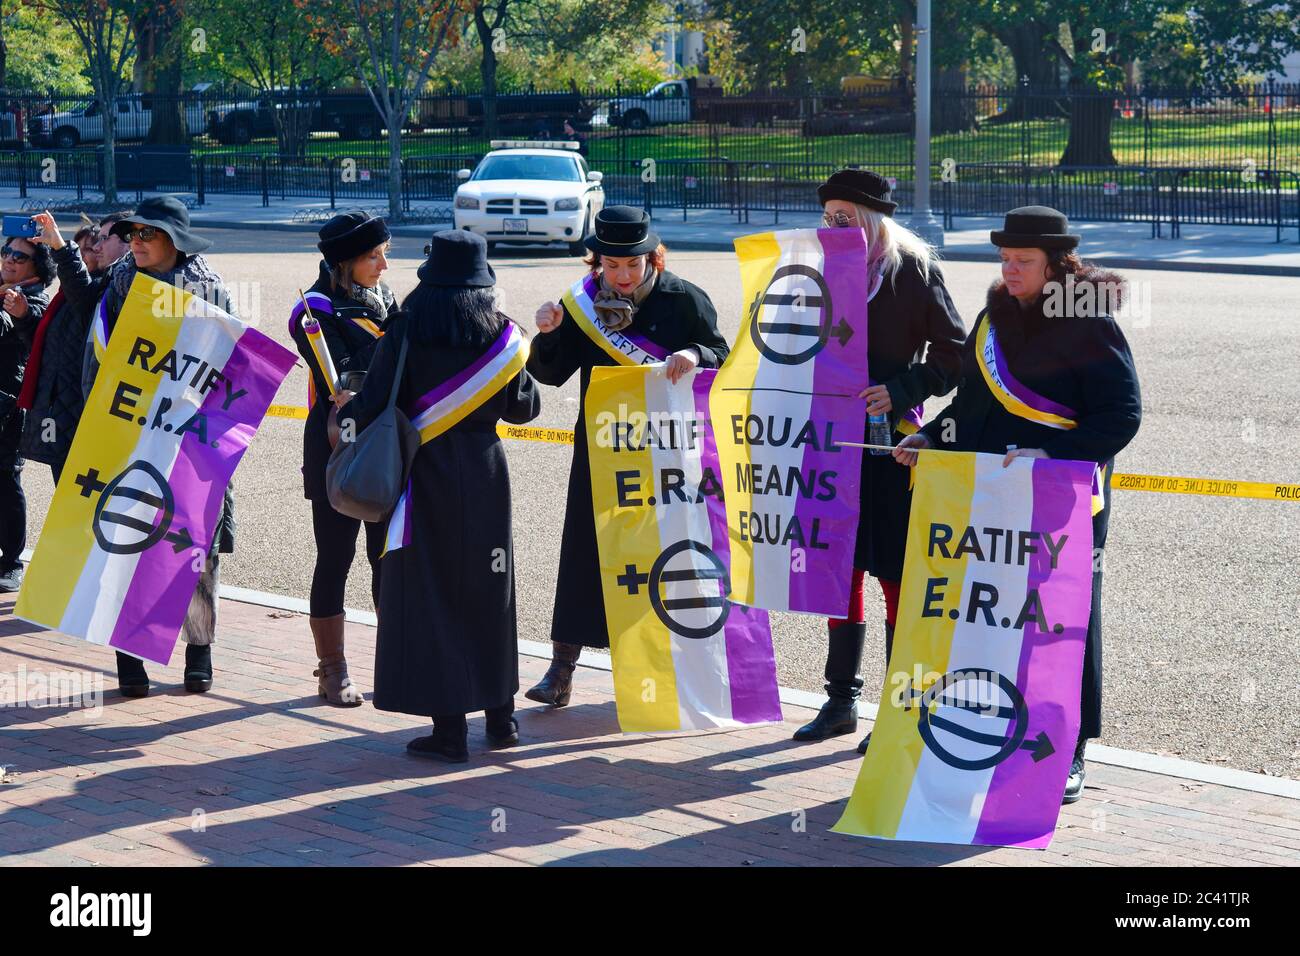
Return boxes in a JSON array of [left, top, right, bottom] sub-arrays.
[[854, 256, 966, 581], [18, 246, 102, 467], [0, 281, 48, 470], [340, 316, 541, 717], [526, 269, 729, 648], [289, 261, 398, 501]]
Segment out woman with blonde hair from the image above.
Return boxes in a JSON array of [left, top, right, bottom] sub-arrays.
[[792, 169, 967, 753]]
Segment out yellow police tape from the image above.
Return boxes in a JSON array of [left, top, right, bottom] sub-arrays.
[[263, 405, 1297, 501]]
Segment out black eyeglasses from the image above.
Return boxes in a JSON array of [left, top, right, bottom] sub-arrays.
[[1, 246, 31, 263]]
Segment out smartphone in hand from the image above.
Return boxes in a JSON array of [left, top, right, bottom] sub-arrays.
[[1, 215, 38, 238]]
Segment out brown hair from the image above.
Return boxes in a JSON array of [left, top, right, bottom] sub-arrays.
[[329, 241, 390, 294], [1045, 249, 1084, 283], [583, 243, 668, 275]]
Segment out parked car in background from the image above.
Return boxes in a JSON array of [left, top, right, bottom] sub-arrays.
[[28, 91, 209, 148]]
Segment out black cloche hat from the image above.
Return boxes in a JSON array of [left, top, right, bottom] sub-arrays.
[[317, 211, 391, 267], [583, 205, 661, 257], [816, 168, 898, 216], [990, 205, 1080, 250], [110, 195, 211, 254], [417, 230, 497, 287]]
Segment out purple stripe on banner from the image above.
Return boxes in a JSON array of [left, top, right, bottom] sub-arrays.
[[108, 325, 296, 662], [693, 371, 780, 724], [973, 458, 1094, 848], [787, 229, 869, 615], [409, 325, 512, 417], [288, 294, 334, 337], [989, 326, 1078, 420]]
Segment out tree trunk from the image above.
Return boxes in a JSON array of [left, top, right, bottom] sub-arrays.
[[993, 22, 1063, 123], [388, 113, 403, 222], [474, 7, 499, 140], [898, 12, 913, 83], [102, 92, 118, 203], [136, 6, 187, 145], [1060, 89, 1117, 166], [933, 64, 975, 134]]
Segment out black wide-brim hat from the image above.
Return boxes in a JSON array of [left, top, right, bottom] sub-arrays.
[[991, 205, 1080, 250], [584, 205, 660, 257], [418, 230, 496, 287], [817, 168, 897, 216], [110, 194, 210, 254]]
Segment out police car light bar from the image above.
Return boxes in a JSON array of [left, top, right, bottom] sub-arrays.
[[489, 140, 580, 150]]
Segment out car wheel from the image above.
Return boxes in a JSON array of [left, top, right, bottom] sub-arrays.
[[53, 127, 78, 149], [231, 121, 253, 145], [568, 209, 590, 256], [625, 111, 648, 131]]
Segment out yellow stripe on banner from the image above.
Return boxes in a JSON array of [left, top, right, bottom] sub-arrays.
[[585, 366, 680, 731], [561, 282, 641, 368], [711, 231, 782, 606], [259, 406, 1300, 502], [17, 275, 189, 629], [832, 451, 975, 839]]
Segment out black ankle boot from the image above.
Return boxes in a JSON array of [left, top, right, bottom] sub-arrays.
[[115, 651, 150, 698], [793, 621, 865, 742], [1062, 735, 1087, 803], [485, 702, 520, 748], [525, 642, 581, 707], [183, 644, 213, 693], [408, 714, 469, 763]]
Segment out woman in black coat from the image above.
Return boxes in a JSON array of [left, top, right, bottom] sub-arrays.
[[338, 231, 540, 763], [524, 206, 730, 706], [288, 212, 399, 706], [895, 206, 1142, 804], [792, 170, 966, 752]]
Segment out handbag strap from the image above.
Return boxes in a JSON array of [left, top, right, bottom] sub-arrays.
[[386, 331, 410, 411]]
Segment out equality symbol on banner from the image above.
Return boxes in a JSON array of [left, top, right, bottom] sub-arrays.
[[76, 460, 195, 556], [900, 667, 1055, 771], [618, 539, 736, 639], [747, 264, 852, 366]]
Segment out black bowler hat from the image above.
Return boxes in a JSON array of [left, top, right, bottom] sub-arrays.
[[584, 205, 660, 256], [990, 205, 1080, 250], [317, 211, 391, 267], [816, 168, 897, 216], [417, 230, 496, 287], [110, 195, 211, 254]]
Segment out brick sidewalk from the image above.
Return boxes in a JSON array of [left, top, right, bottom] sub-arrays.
[[1, 595, 1297, 867]]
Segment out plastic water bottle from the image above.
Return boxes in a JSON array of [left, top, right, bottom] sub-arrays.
[[868, 412, 891, 456]]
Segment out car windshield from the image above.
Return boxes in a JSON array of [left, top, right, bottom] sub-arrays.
[[473, 154, 581, 182]]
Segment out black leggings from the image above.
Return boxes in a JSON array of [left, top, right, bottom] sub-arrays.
[[309, 497, 384, 617]]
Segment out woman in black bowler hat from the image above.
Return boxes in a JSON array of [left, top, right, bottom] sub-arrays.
[[288, 211, 399, 706], [524, 205, 730, 705], [894, 205, 1142, 803], [793, 168, 967, 753]]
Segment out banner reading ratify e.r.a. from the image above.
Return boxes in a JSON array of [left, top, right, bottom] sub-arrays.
[[833, 451, 1096, 848], [710, 228, 869, 617], [586, 365, 781, 733], [17, 273, 295, 664]]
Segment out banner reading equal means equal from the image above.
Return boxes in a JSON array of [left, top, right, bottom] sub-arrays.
[[833, 451, 1096, 848], [17, 273, 296, 665], [586, 365, 781, 733], [710, 227, 871, 616]]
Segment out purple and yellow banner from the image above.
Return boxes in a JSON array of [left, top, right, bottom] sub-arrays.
[[586, 365, 781, 733], [833, 451, 1096, 848], [17, 274, 295, 664], [710, 228, 870, 616]]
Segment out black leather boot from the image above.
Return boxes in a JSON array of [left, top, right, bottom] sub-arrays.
[[407, 714, 469, 763], [793, 621, 865, 741], [1062, 735, 1087, 803], [524, 642, 582, 707], [485, 702, 520, 748], [183, 644, 213, 693], [115, 651, 150, 698], [856, 623, 894, 755]]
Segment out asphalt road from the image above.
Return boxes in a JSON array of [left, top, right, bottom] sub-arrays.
[[19, 227, 1300, 778]]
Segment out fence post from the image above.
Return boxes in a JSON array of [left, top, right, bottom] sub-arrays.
[[261, 156, 269, 207], [196, 155, 205, 205], [329, 156, 337, 210], [1266, 78, 1278, 173], [75, 153, 83, 201], [17, 148, 26, 199]]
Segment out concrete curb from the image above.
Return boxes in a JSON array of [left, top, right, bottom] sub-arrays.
[[217, 582, 1300, 800]]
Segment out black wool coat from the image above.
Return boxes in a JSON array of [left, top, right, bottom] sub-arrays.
[[289, 261, 398, 501], [0, 280, 49, 470], [526, 269, 729, 648], [854, 255, 966, 581], [339, 315, 541, 717]]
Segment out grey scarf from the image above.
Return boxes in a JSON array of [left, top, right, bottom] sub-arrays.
[[593, 268, 657, 332], [109, 251, 233, 317], [350, 280, 390, 318]]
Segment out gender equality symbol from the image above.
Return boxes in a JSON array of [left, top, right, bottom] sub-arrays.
[[74, 461, 195, 556], [899, 667, 1056, 771], [746, 264, 854, 366], [617, 539, 746, 640]]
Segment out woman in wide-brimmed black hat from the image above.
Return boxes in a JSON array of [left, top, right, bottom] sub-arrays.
[[287, 211, 400, 707], [337, 230, 541, 762], [83, 194, 240, 700], [524, 205, 730, 706], [791, 168, 967, 754], [894, 205, 1142, 804]]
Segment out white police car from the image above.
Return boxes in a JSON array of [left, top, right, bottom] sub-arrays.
[[453, 140, 604, 255]]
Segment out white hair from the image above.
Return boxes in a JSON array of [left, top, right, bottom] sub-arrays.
[[851, 204, 940, 288]]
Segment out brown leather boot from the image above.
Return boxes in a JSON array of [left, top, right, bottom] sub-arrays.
[[310, 613, 364, 706]]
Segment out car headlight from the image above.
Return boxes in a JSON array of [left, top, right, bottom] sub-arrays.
[[554, 197, 580, 211], [455, 195, 479, 210]]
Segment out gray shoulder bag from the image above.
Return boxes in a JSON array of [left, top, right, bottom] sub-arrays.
[[325, 334, 421, 523]]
